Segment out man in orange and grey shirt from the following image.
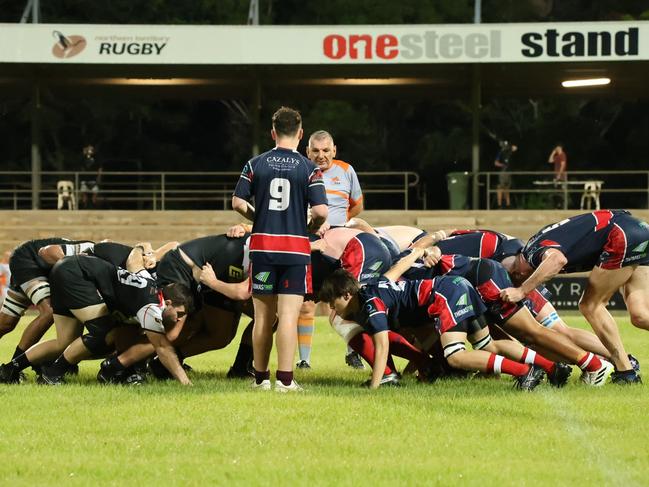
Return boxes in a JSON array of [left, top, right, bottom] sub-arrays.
[[295, 130, 365, 369]]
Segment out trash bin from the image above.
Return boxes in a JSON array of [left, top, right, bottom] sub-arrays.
[[446, 171, 471, 209]]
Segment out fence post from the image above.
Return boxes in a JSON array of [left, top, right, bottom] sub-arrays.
[[404, 173, 409, 210], [486, 173, 490, 210], [161, 173, 166, 211]]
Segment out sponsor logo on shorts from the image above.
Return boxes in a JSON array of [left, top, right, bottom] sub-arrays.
[[360, 272, 380, 281], [624, 253, 647, 263], [454, 305, 474, 319], [368, 261, 383, 271], [229, 265, 243, 279], [254, 271, 270, 283], [456, 293, 468, 306], [631, 241, 648, 253], [252, 283, 273, 291]]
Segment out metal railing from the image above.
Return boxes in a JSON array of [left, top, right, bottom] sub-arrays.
[[480, 170, 649, 210], [0, 170, 421, 211]]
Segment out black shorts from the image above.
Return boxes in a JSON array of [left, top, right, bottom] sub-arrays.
[[49, 257, 110, 316]]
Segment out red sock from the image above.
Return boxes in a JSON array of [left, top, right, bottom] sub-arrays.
[[521, 347, 555, 374], [387, 331, 430, 368], [348, 333, 396, 375], [486, 353, 530, 377], [577, 352, 602, 372]]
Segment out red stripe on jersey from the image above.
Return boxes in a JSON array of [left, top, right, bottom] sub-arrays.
[[600, 223, 627, 269], [450, 230, 475, 236], [250, 234, 310, 255], [417, 279, 434, 306], [526, 288, 549, 315], [438, 255, 456, 275], [540, 239, 560, 248], [370, 297, 387, 314], [157, 290, 164, 307], [593, 210, 613, 231], [305, 264, 313, 294], [480, 232, 499, 258], [426, 292, 457, 334], [341, 237, 365, 280], [476, 279, 518, 320]]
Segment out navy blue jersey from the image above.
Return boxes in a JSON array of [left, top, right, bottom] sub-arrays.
[[234, 147, 327, 265], [436, 230, 523, 262], [352, 275, 485, 335], [522, 210, 648, 272]]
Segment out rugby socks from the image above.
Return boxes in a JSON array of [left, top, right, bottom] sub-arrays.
[[10, 352, 31, 372], [231, 343, 253, 372], [254, 369, 270, 385], [486, 353, 530, 377], [521, 347, 556, 375], [387, 331, 429, 367], [577, 352, 603, 372], [276, 370, 293, 387], [297, 315, 315, 364], [11, 346, 25, 360], [348, 332, 397, 375], [47, 355, 73, 376]]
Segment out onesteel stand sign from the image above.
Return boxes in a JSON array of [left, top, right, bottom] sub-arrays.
[[0, 21, 647, 64]]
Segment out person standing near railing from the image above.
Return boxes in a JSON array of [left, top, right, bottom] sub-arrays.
[[494, 140, 517, 209], [548, 143, 568, 208], [79, 144, 103, 209], [296, 130, 365, 370]]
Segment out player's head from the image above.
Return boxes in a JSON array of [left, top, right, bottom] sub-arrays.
[[509, 253, 534, 285], [319, 269, 360, 318], [271, 106, 303, 139], [307, 130, 336, 171], [161, 282, 194, 328]]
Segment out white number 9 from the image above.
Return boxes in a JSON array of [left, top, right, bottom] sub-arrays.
[[269, 178, 290, 211]]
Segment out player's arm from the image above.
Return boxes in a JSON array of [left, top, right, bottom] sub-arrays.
[[308, 204, 328, 233], [347, 198, 364, 219], [345, 217, 375, 233], [154, 241, 179, 262], [126, 245, 154, 272], [501, 249, 567, 303], [199, 262, 251, 301], [232, 196, 255, 222], [144, 330, 191, 385], [384, 247, 426, 281], [370, 330, 389, 389]]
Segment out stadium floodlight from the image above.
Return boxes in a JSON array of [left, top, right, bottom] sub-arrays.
[[561, 78, 611, 88]]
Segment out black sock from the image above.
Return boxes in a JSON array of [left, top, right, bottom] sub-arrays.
[[232, 343, 253, 371], [48, 355, 73, 375], [105, 356, 126, 374], [276, 370, 293, 386], [12, 346, 25, 360], [11, 353, 31, 372], [254, 369, 270, 385]]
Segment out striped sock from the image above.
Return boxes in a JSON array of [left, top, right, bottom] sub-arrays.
[[577, 352, 602, 372], [521, 347, 555, 374], [297, 316, 315, 363], [487, 353, 529, 377]]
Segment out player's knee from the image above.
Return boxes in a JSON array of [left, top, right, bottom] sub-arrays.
[[443, 341, 467, 369], [629, 310, 649, 330], [578, 298, 599, 318], [81, 333, 111, 356]]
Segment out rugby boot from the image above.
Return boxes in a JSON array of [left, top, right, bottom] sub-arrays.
[[514, 364, 545, 391], [581, 360, 614, 387], [611, 370, 642, 385], [0, 363, 22, 384], [547, 362, 572, 388], [345, 351, 365, 369]]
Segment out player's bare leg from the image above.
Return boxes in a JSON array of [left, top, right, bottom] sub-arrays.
[[276, 294, 303, 373], [579, 266, 634, 372], [251, 295, 277, 387], [621, 266, 649, 331]]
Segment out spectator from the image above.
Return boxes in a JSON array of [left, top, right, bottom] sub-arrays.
[[494, 140, 517, 209], [548, 143, 567, 181], [79, 144, 102, 209], [0, 251, 10, 307]]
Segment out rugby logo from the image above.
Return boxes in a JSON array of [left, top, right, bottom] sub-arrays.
[[51, 31, 86, 59]]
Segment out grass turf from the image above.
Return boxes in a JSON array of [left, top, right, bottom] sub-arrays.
[[0, 313, 648, 486]]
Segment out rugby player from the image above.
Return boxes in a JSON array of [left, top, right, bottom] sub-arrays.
[[0, 238, 94, 369], [319, 248, 547, 390], [501, 210, 648, 384], [232, 106, 328, 392], [1, 245, 193, 384]]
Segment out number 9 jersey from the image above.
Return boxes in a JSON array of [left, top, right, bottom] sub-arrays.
[[234, 147, 327, 266]]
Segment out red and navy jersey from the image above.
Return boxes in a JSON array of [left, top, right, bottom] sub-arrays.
[[522, 210, 644, 272], [352, 275, 486, 335], [436, 230, 523, 262], [234, 147, 327, 265]]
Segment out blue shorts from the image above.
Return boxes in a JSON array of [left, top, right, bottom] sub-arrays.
[[341, 233, 392, 283], [249, 262, 312, 296]]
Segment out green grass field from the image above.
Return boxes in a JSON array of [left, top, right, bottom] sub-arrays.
[[1, 313, 648, 486]]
